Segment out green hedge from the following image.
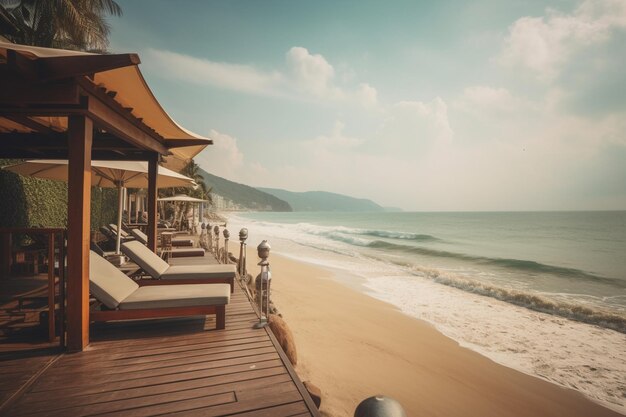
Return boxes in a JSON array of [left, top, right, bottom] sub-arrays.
[[0, 159, 118, 230], [90, 187, 119, 230]]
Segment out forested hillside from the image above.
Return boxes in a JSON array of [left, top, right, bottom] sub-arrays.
[[257, 188, 385, 212], [198, 169, 292, 211]]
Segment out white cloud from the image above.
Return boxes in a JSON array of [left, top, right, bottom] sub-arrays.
[[304, 121, 364, 151], [355, 83, 378, 107], [171, 28, 623, 210], [452, 86, 541, 139], [498, 0, 626, 80], [194, 129, 244, 179], [193, 91, 626, 210], [195, 129, 279, 187], [380, 98, 454, 148], [286, 46, 340, 99], [460, 86, 517, 107], [144, 49, 284, 96], [144, 46, 377, 107]]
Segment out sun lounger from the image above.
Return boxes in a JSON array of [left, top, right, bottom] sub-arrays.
[[121, 240, 236, 292], [99, 226, 129, 244], [89, 251, 230, 329], [99, 227, 133, 251], [130, 229, 204, 258], [130, 227, 193, 247], [108, 223, 130, 238], [91, 241, 116, 258], [99, 226, 114, 240], [107, 224, 137, 246]]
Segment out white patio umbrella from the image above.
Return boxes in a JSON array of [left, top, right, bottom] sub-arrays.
[[158, 195, 209, 232], [3, 160, 195, 253], [158, 195, 208, 203]]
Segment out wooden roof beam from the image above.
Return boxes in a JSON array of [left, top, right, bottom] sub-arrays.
[[0, 132, 65, 148], [0, 145, 156, 161], [77, 77, 169, 155], [0, 129, 211, 150], [83, 95, 169, 155], [6, 49, 140, 81], [0, 72, 80, 106], [0, 132, 147, 151], [163, 138, 213, 148], [3, 115, 59, 134]]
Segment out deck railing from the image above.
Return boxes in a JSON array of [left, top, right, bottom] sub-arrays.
[[0, 227, 66, 347]]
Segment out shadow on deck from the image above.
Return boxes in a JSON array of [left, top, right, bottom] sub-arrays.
[[0, 253, 319, 417]]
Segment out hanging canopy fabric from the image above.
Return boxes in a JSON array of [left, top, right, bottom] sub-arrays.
[[158, 195, 208, 203], [0, 40, 211, 170], [0, 38, 214, 351], [3, 160, 195, 188]]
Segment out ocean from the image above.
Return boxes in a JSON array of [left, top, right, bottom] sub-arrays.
[[227, 211, 626, 412]]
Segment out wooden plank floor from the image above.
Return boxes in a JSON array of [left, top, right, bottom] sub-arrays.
[[0, 252, 319, 417]]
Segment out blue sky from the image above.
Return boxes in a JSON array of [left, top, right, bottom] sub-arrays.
[[109, 0, 626, 211]]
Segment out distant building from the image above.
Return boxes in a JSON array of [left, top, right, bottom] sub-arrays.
[[210, 193, 240, 211], [209, 192, 276, 212]]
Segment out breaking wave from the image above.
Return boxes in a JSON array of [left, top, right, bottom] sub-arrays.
[[409, 266, 626, 334], [290, 223, 620, 286], [295, 223, 440, 242], [366, 241, 621, 286], [359, 230, 439, 241], [233, 215, 626, 333]]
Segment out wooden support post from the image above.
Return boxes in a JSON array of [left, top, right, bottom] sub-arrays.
[[147, 153, 158, 252], [58, 231, 66, 349], [48, 233, 55, 343], [66, 115, 92, 352], [135, 193, 140, 224], [125, 188, 131, 224], [0, 233, 11, 279]]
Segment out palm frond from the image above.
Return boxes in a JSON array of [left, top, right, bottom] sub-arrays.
[[2, 0, 121, 50]]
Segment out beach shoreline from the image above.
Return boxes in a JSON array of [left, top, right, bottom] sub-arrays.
[[267, 252, 623, 417]]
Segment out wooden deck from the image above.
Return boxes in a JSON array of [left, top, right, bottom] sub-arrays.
[[0, 253, 320, 417]]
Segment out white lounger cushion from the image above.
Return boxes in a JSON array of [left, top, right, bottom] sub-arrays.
[[122, 240, 170, 278], [109, 223, 129, 237], [118, 283, 230, 310], [89, 251, 139, 309], [122, 240, 236, 279], [161, 264, 236, 280], [130, 228, 148, 245]]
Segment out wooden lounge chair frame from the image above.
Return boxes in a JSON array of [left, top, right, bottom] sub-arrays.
[[122, 241, 236, 292], [89, 252, 228, 329], [91, 307, 226, 329], [90, 282, 226, 329]]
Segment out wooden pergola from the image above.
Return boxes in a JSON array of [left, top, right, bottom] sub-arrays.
[[0, 41, 212, 351]]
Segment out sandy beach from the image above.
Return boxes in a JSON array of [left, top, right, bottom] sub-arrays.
[[267, 253, 623, 417]]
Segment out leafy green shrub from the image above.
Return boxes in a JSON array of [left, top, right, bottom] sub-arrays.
[[0, 159, 118, 230], [0, 159, 67, 228]]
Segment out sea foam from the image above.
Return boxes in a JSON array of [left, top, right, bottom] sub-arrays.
[[228, 213, 626, 413], [364, 275, 626, 413]]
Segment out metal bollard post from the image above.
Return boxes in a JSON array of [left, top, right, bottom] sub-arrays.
[[253, 240, 271, 329], [238, 228, 248, 279], [223, 229, 230, 263], [205, 223, 212, 251], [213, 225, 220, 258], [200, 222, 206, 249], [354, 396, 407, 417]]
